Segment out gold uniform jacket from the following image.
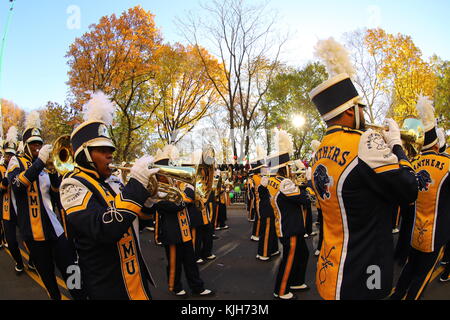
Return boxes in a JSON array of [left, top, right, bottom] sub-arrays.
[[60, 166, 154, 300], [311, 126, 418, 300], [411, 151, 450, 253], [249, 174, 262, 218], [0, 164, 16, 222]]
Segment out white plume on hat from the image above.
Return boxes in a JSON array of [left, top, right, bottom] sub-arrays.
[[314, 37, 355, 78], [155, 148, 165, 160], [273, 128, 294, 155], [6, 126, 18, 145], [163, 144, 180, 162], [256, 145, 266, 160], [416, 95, 435, 131], [82, 91, 116, 126], [191, 149, 203, 164], [25, 110, 41, 130], [311, 140, 321, 153], [17, 141, 24, 153], [437, 128, 446, 149]]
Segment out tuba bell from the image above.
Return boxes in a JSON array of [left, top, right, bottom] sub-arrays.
[[46, 135, 75, 175]]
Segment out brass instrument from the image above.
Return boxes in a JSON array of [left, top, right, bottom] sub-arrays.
[[46, 135, 75, 175], [365, 121, 423, 158], [110, 147, 215, 205]]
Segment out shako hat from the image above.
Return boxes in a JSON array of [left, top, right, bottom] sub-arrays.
[[266, 129, 294, 173]]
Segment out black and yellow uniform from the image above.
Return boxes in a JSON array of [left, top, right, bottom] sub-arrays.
[[152, 200, 206, 294], [267, 175, 309, 297], [60, 166, 154, 300], [391, 150, 450, 299], [215, 187, 228, 229], [184, 186, 213, 261], [257, 178, 279, 259], [9, 154, 85, 300], [248, 173, 261, 240], [1, 163, 24, 269], [311, 125, 418, 300]]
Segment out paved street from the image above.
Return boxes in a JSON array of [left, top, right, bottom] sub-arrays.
[[0, 204, 448, 300]]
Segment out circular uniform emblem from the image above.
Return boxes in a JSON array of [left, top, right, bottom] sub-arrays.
[[31, 128, 41, 136]]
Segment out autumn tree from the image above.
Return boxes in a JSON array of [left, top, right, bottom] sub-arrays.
[[39, 102, 76, 144], [1, 99, 25, 139], [153, 43, 223, 144], [263, 62, 328, 160], [66, 6, 163, 162], [343, 29, 390, 124], [177, 0, 286, 160], [431, 56, 450, 131], [365, 28, 437, 124]]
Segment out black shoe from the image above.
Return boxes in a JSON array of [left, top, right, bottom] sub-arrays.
[[212, 234, 219, 240], [15, 263, 24, 274]]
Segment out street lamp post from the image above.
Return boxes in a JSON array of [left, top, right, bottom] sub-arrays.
[[0, 0, 16, 140]]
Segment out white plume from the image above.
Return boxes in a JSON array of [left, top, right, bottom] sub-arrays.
[[18, 141, 24, 153], [416, 95, 435, 130], [163, 144, 180, 162], [191, 149, 203, 164], [155, 148, 165, 160], [273, 128, 294, 155], [437, 128, 446, 149], [82, 91, 116, 126], [256, 145, 266, 160], [314, 37, 355, 78], [311, 140, 321, 153], [25, 110, 41, 130], [6, 126, 18, 144]]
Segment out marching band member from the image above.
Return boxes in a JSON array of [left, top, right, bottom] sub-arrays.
[[60, 92, 157, 300], [295, 160, 316, 238], [265, 129, 310, 300], [437, 128, 450, 269], [391, 98, 450, 298], [248, 146, 266, 242], [215, 173, 229, 230], [307, 140, 323, 256], [9, 111, 85, 300], [309, 38, 418, 300], [149, 150, 214, 297], [1, 126, 25, 273]]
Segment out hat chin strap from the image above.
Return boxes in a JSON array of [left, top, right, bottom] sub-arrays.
[[83, 147, 97, 170], [354, 105, 360, 130]]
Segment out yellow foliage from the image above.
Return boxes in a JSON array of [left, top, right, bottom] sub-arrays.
[[365, 28, 437, 123]]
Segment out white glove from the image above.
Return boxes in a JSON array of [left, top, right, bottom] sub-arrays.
[[382, 118, 402, 150], [129, 156, 160, 189], [38, 145, 53, 163], [260, 176, 269, 187]]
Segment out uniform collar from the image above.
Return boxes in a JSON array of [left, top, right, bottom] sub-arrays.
[[421, 150, 438, 156], [76, 165, 101, 180]]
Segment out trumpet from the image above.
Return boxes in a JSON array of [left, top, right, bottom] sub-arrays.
[[110, 147, 215, 206]]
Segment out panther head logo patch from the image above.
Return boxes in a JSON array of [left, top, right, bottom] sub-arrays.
[[313, 164, 333, 200], [417, 170, 432, 191]]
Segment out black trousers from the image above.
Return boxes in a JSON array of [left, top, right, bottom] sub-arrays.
[[391, 246, 444, 300], [164, 241, 205, 294], [217, 203, 227, 228], [442, 242, 450, 263], [258, 217, 279, 257], [2, 219, 24, 267], [26, 235, 86, 300], [274, 235, 309, 296], [192, 223, 214, 260], [251, 211, 260, 238], [394, 204, 415, 267]]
